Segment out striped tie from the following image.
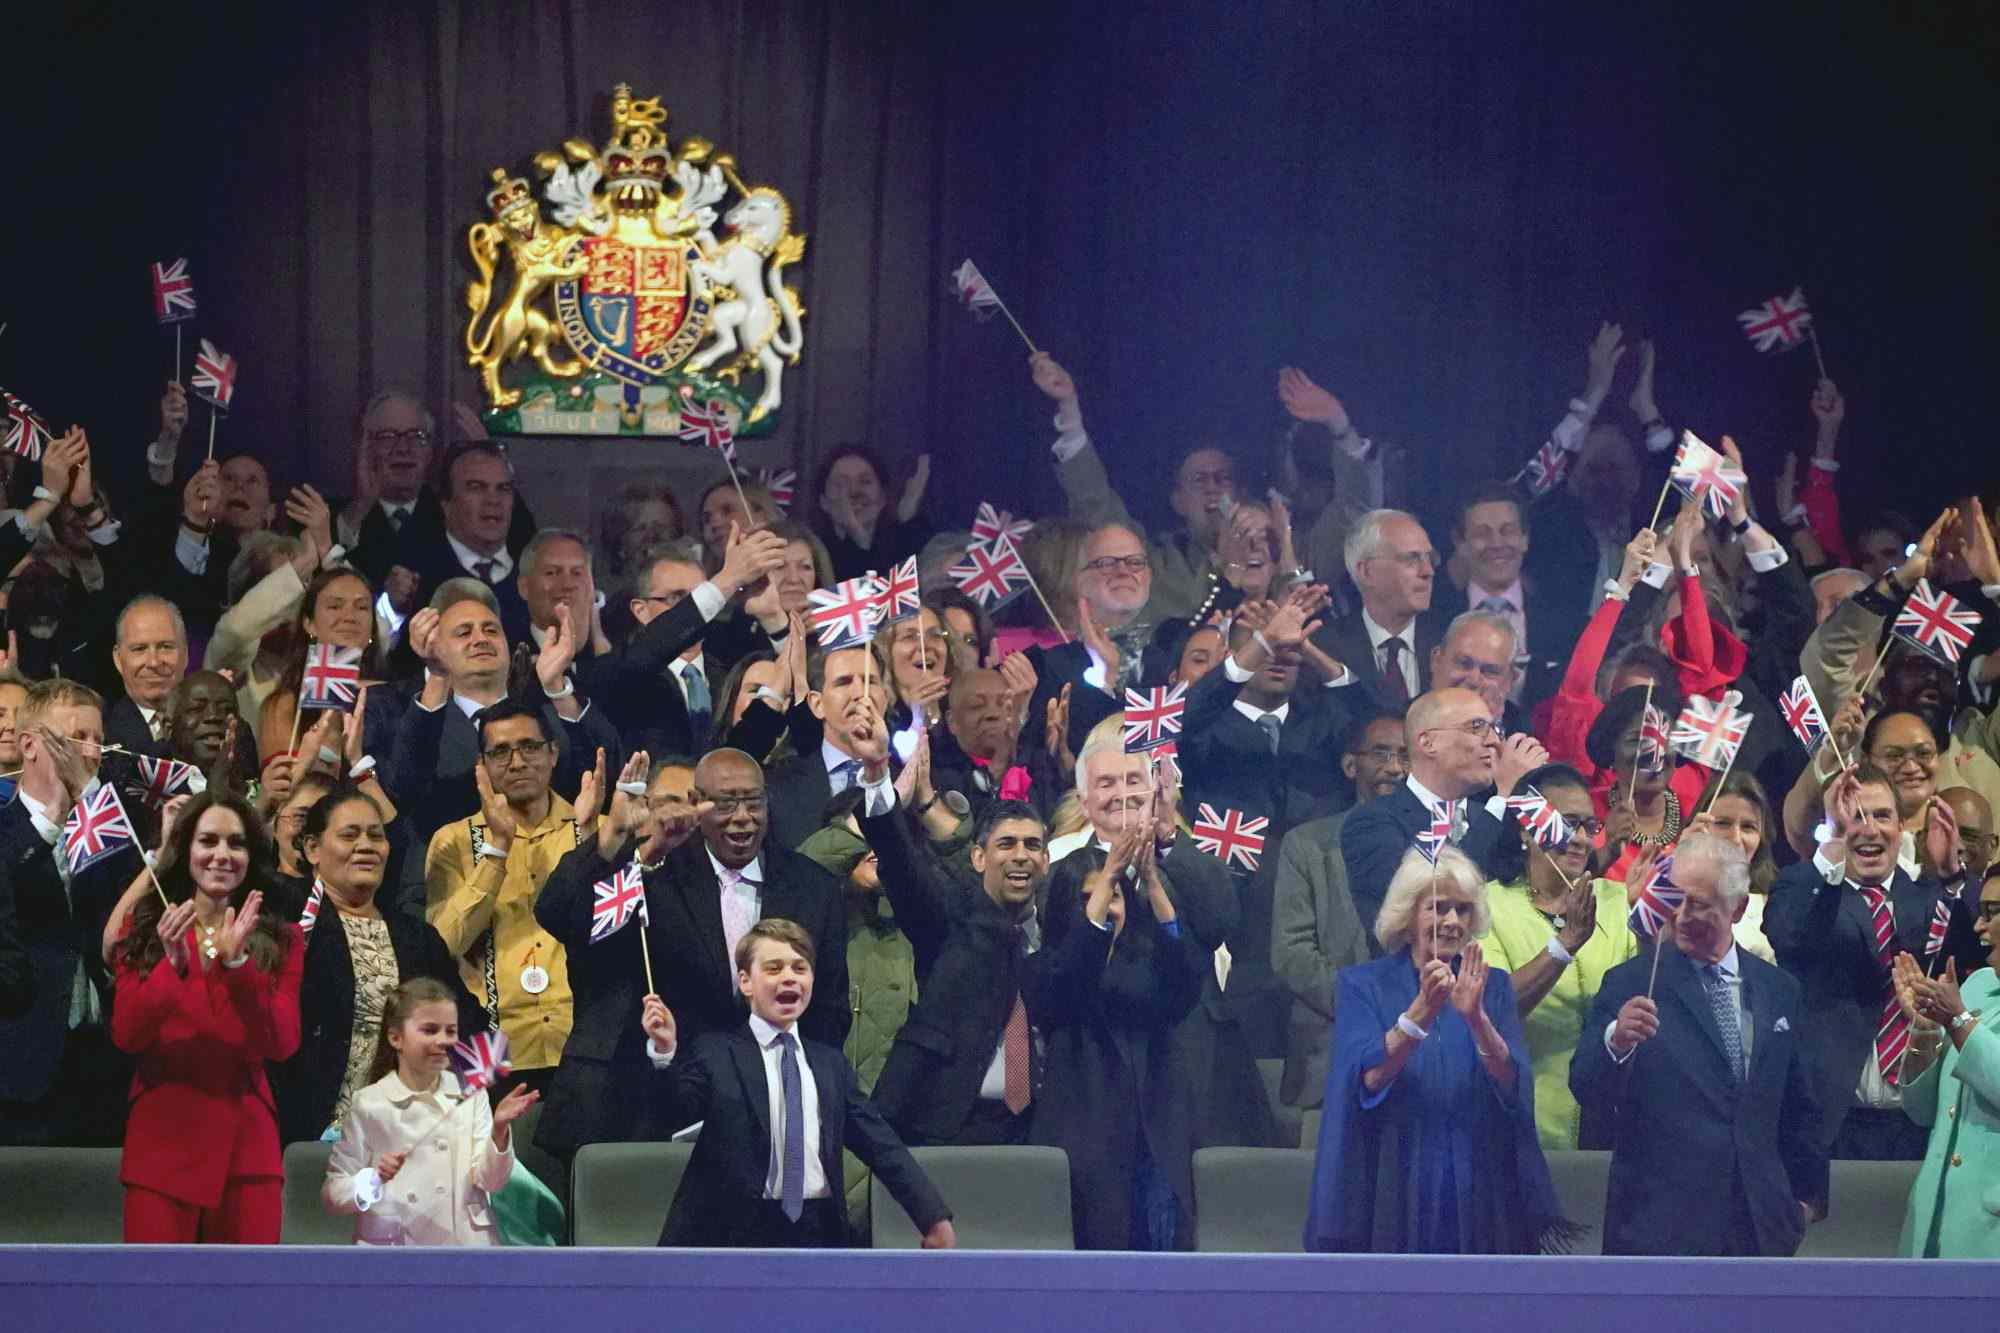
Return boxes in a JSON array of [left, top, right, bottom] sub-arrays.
[[1856, 884, 1908, 1083]]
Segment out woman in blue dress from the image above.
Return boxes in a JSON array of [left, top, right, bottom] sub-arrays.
[[1305, 845, 1566, 1253]]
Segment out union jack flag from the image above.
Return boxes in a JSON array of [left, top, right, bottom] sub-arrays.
[[1671, 690, 1753, 771], [1122, 683, 1187, 752], [151, 258, 197, 324], [1504, 786, 1572, 853], [807, 574, 887, 649], [1627, 850, 1684, 938], [191, 338, 237, 410], [1926, 898, 1951, 955], [61, 783, 137, 877], [1780, 675, 1830, 753], [753, 467, 796, 511], [1414, 800, 1459, 864], [589, 861, 649, 942], [134, 755, 201, 808], [451, 1028, 513, 1093], [676, 399, 735, 458], [299, 642, 365, 713], [971, 502, 1034, 548], [1637, 702, 1671, 773], [1149, 741, 1182, 789], [3, 388, 50, 462], [1192, 803, 1268, 873], [952, 259, 1001, 316], [876, 557, 922, 624], [1892, 578, 1981, 667], [299, 880, 326, 939], [1667, 432, 1746, 520], [1514, 437, 1572, 500], [1737, 288, 1813, 353], [948, 533, 1031, 609]]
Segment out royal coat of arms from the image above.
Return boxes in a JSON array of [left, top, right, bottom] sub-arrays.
[[464, 83, 807, 437]]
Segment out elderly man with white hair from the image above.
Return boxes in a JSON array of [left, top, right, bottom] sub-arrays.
[[1305, 846, 1563, 1253], [1308, 509, 1447, 711], [1571, 831, 1826, 1256], [1428, 608, 1524, 732]]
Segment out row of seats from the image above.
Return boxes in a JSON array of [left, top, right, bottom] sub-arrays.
[[0, 1141, 1920, 1255]]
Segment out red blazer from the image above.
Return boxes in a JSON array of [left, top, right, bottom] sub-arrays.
[[112, 922, 305, 1207]]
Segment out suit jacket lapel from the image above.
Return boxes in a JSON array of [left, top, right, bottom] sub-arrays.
[[729, 1028, 774, 1155], [1665, 948, 1734, 1075], [809, 1041, 843, 1174], [675, 848, 731, 993], [1741, 957, 1776, 1085]]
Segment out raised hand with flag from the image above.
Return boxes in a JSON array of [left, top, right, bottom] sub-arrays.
[[876, 557, 921, 624], [152, 258, 198, 324], [1779, 675, 1834, 756], [589, 861, 649, 943], [1666, 432, 1747, 520], [63, 782, 139, 877], [1892, 578, 1981, 667], [1737, 288, 1814, 353], [3, 388, 51, 462], [807, 574, 887, 649], [191, 339, 238, 410], [134, 755, 204, 808], [1670, 690, 1753, 774], [299, 642, 365, 713]]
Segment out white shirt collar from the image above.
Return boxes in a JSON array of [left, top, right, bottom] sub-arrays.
[[820, 738, 862, 776], [1405, 773, 1454, 813], [707, 846, 763, 886], [1705, 945, 1742, 979], [1233, 698, 1290, 725], [1361, 607, 1414, 650], [672, 657, 705, 682], [747, 1013, 797, 1048], [451, 691, 497, 719], [446, 531, 511, 580], [379, 498, 414, 519], [385, 1070, 463, 1107], [135, 702, 160, 725]]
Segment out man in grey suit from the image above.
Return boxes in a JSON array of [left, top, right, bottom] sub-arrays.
[[1270, 708, 1408, 1107]]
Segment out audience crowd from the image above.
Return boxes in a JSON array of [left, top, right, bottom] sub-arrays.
[[1, 328, 1997, 1257]]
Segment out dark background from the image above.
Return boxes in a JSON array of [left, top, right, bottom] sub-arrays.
[[7, 0, 1994, 538]]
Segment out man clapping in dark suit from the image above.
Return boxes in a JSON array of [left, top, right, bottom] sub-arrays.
[[1571, 832, 1825, 1256]]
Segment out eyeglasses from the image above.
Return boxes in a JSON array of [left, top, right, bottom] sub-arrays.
[[367, 428, 431, 450], [1370, 549, 1440, 571], [1871, 746, 1937, 768], [1554, 816, 1606, 838], [700, 794, 768, 815], [1180, 469, 1233, 490], [1354, 746, 1409, 765], [1083, 555, 1151, 574], [1425, 900, 1476, 919], [1973, 901, 2000, 922], [634, 589, 690, 608], [481, 739, 552, 766], [1422, 718, 1497, 741]]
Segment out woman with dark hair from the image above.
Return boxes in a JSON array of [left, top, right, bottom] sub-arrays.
[[269, 771, 339, 916], [112, 790, 303, 1242], [1586, 685, 1711, 880], [269, 784, 481, 1145], [257, 566, 400, 769], [706, 644, 808, 763], [813, 444, 935, 583], [1689, 770, 1780, 963]]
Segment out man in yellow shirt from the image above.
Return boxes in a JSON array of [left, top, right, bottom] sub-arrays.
[[427, 698, 597, 1089]]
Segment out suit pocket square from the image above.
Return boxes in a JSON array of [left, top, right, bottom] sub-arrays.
[[1773, 1017, 1790, 1033]]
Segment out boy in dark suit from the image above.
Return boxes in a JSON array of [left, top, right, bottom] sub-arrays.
[[641, 918, 955, 1249]]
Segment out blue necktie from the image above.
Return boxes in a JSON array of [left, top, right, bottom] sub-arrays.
[[1704, 964, 1745, 1082], [830, 759, 861, 795], [1254, 712, 1282, 755], [682, 664, 712, 740], [778, 1032, 805, 1222]]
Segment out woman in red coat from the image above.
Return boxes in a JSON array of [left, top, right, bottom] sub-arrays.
[[112, 790, 303, 1243]]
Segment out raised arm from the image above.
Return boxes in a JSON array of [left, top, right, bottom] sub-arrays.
[[1030, 352, 1140, 534]]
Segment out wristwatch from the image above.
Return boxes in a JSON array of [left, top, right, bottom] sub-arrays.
[[1950, 1010, 1979, 1032]]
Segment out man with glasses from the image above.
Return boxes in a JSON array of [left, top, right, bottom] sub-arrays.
[[1429, 608, 1525, 733], [1340, 685, 1546, 945], [1310, 509, 1448, 712], [1271, 707, 1406, 1107], [425, 700, 583, 1094]]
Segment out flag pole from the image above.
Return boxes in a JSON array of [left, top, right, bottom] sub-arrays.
[[1644, 927, 1667, 1000], [1627, 681, 1655, 813], [1647, 473, 1675, 533], [1851, 644, 1890, 710], [1896, 946, 1945, 1086], [1699, 739, 1743, 816], [1808, 326, 1828, 381], [991, 297, 1038, 355], [1014, 557, 1071, 643], [206, 406, 218, 464], [638, 922, 656, 996], [174, 326, 182, 386], [104, 785, 171, 909]]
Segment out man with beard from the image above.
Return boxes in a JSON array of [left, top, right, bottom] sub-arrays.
[[1765, 766, 1984, 1195]]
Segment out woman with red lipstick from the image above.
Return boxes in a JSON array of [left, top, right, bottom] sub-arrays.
[[113, 791, 302, 1242]]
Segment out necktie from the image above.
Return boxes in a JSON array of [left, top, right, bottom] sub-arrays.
[[1704, 964, 1745, 1082], [385, 506, 406, 533], [830, 759, 860, 795], [1479, 595, 1513, 617], [1254, 712, 1282, 755], [471, 559, 496, 583], [1857, 884, 1909, 1082], [778, 1032, 806, 1222], [1002, 996, 1032, 1114], [1379, 637, 1409, 704], [147, 711, 166, 741], [682, 664, 712, 739]]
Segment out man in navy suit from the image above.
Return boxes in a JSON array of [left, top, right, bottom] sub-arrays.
[[1308, 509, 1447, 713], [1339, 686, 1545, 943], [1572, 832, 1826, 1256], [641, 918, 954, 1249]]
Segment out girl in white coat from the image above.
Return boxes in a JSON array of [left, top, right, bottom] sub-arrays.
[[323, 978, 538, 1245]]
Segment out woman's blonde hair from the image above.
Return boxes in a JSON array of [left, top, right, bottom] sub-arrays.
[[1374, 846, 1490, 952]]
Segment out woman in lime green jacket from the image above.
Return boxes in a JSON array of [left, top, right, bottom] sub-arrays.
[[1895, 870, 2000, 1258]]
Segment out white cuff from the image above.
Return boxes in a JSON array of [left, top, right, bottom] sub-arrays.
[[1330, 428, 1372, 462], [1745, 541, 1788, 573], [1221, 654, 1254, 684], [476, 840, 510, 862], [336, 512, 362, 551], [1810, 457, 1840, 473], [543, 676, 575, 700], [861, 772, 898, 818], [1601, 579, 1630, 604], [222, 952, 251, 969], [350, 755, 378, 781], [1050, 422, 1089, 464], [1322, 667, 1356, 688], [1605, 1021, 1636, 1064], [646, 1037, 677, 1069], [86, 519, 121, 546], [353, 1167, 384, 1211], [691, 581, 726, 621], [1395, 1014, 1428, 1040], [1640, 560, 1671, 590], [1644, 423, 1676, 454], [374, 590, 408, 638], [1544, 936, 1574, 965], [174, 526, 210, 575], [1483, 794, 1507, 822]]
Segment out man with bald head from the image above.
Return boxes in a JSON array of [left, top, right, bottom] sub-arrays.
[[1309, 509, 1448, 712], [1940, 787, 1994, 879], [1339, 685, 1547, 942], [536, 746, 849, 1156]]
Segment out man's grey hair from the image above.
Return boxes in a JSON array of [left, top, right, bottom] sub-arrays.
[[1375, 846, 1489, 952], [634, 539, 707, 593], [1074, 732, 1153, 798], [519, 527, 593, 581], [429, 576, 500, 617], [1810, 567, 1868, 596], [359, 389, 435, 438], [1669, 830, 1752, 912], [1344, 508, 1420, 583], [1442, 608, 1519, 662], [115, 594, 187, 647]]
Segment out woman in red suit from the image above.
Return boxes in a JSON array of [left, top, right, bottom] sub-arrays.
[[112, 790, 303, 1243]]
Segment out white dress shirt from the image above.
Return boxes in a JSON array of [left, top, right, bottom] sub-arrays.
[[821, 739, 865, 796], [447, 532, 513, 582], [706, 848, 763, 975], [1362, 608, 1421, 698], [1405, 773, 1510, 831], [649, 1016, 829, 1201]]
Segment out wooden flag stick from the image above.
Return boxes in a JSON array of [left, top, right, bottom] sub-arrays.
[[1019, 567, 1072, 644], [638, 922, 656, 996], [1808, 326, 1829, 382], [174, 325, 182, 385], [1698, 733, 1745, 816], [988, 292, 1038, 355], [1647, 472, 1676, 533], [1851, 644, 1890, 709], [206, 407, 219, 463], [1644, 928, 1668, 1000], [1627, 680, 1655, 814], [721, 450, 754, 527]]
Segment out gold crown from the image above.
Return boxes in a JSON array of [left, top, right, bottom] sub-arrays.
[[607, 82, 670, 154], [484, 167, 534, 215]]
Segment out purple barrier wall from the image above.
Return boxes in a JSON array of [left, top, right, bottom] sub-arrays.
[[4, 1247, 1994, 1333]]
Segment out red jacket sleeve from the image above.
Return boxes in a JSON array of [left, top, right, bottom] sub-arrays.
[[221, 923, 305, 1062], [110, 948, 197, 1054], [1545, 595, 1625, 772], [1802, 460, 1850, 568]]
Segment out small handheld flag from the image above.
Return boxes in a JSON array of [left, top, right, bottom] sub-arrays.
[[1514, 438, 1571, 500], [1737, 288, 1813, 353], [589, 862, 649, 943], [1780, 676, 1831, 754], [807, 575, 887, 649], [971, 502, 1034, 548], [1667, 432, 1746, 520], [191, 339, 238, 410], [876, 557, 921, 624], [300, 881, 326, 939], [1628, 851, 1684, 938], [753, 468, 796, 512], [950, 259, 1037, 352], [1122, 683, 1188, 752], [1671, 690, 1753, 771], [299, 642, 365, 713], [1504, 786, 1572, 853], [62, 784, 137, 877], [134, 755, 203, 808], [1192, 804, 1268, 874], [3, 388, 51, 462], [1925, 899, 1950, 956], [677, 399, 735, 459], [1637, 703, 1671, 774], [451, 1029, 512, 1093], [1892, 579, 1981, 668], [151, 259, 198, 324], [949, 533, 1031, 609], [1414, 801, 1459, 864]]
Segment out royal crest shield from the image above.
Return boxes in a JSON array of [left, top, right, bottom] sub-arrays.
[[463, 83, 807, 436]]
